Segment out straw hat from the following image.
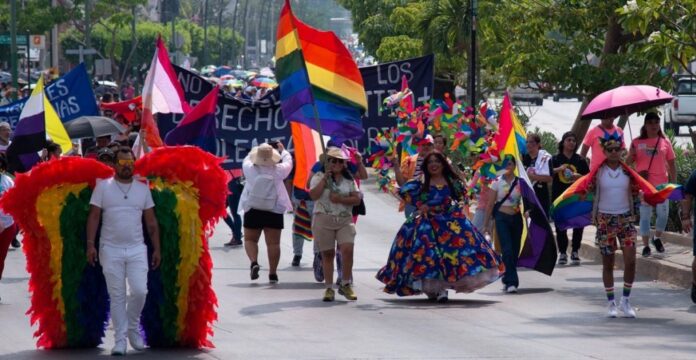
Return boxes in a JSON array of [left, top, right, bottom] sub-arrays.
[[249, 143, 281, 166], [326, 146, 349, 160]]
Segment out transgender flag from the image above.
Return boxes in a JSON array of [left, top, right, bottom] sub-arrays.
[[275, 0, 367, 141], [164, 86, 219, 154], [141, 36, 191, 148]]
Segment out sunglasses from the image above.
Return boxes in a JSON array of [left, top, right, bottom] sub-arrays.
[[605, 147, 622, 153], [329, 158, 345, 164], [117, 159, 135, 166]]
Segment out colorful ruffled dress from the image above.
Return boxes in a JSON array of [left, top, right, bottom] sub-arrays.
[[376, 180, 504, 296]]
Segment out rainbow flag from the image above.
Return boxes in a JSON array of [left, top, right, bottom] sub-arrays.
[[291, 121, 323, 191], [495, 95, 557, 276], [551, 163, 684, 230], [275, 0, 367, 141]]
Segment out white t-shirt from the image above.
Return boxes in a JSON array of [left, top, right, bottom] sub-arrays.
[[0, 173, 14, 228], [597, 166, 631, 214], [90, 178, 155, 248]]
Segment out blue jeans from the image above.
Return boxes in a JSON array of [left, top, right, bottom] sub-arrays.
[[639, 201, 668, 237], [223, 179, 243, 241], [495, 212, 522, 288]]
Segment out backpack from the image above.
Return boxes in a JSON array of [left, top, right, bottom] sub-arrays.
[[247, 172, 278, 211]]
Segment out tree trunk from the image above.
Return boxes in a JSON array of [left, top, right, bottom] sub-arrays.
[[241, 0, 249, 68], [569, 15, 624, 141]]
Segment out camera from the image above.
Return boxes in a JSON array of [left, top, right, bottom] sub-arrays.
[[268, 140, 280, 150]]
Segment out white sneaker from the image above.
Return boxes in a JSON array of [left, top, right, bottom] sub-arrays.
[[128, 330, 145, 351], [607, 300, 618, 318], [111, 340, 127, 356], [619, 297, 637, 318], [506, 285, 518, 294]]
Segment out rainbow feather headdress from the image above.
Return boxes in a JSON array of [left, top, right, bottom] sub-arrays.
[[0, 146, 228, 349]]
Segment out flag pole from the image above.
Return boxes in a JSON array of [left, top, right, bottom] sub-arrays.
[[310, 104, 327, 155]]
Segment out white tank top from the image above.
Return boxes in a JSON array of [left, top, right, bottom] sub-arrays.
[[597, 166, 631, 214]]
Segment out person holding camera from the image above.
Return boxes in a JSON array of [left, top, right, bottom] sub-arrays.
[[309, 147, 361, 302], [239, 142, 293, 284], [627, 112, 676, 257]]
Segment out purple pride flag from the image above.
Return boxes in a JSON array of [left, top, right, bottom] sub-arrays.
[[164, 86, 219, 153]]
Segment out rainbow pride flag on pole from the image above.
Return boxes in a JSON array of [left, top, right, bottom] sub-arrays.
[[495, 95, 557, 275], [275, 0, 367, 142]]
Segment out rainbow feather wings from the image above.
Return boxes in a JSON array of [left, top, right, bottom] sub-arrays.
[[0, 147, 227, 349]]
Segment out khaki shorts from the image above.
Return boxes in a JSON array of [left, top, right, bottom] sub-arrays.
[[312, 213, 356, 252]]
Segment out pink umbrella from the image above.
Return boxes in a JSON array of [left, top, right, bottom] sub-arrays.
[[581, 85, 673, 120]]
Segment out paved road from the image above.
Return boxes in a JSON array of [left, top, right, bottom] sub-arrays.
[[1, 180, 696, 359]]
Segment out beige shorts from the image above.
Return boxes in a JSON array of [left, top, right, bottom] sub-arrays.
[[312, 213, 356, 252]]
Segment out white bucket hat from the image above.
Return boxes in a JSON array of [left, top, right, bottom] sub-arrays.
[[249, 143, 281, 166], [326, 146, 349, 160]]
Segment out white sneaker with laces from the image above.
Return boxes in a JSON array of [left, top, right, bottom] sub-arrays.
[[111, 340, 127, 356], [128, 330, 145, 351], [619, 297, 636, 318], [607, 300, 618, 318], [506, 285, 518, 294]]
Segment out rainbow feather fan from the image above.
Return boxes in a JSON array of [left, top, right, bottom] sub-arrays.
[[0, 157, 114, 348], [0, 147, 228, 349]]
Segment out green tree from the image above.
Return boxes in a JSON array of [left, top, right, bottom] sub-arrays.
[[617, 0, 696, 76]]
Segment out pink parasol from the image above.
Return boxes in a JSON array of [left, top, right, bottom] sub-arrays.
[[581, 85, 673, 120]]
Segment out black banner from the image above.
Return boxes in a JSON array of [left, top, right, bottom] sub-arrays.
[[160, 54, 434, 169]]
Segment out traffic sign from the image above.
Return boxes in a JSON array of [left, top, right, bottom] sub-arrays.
[[0, 35, 27, 46]]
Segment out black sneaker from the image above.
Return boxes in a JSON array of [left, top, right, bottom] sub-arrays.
[[291, 255, 301, 267], [269, 273, 279, 284], [641, 246, 651, 257], [691, 284, 696, 304], [250, 262, 260, 280], [10, 238, 20, 248], [224, 238, 243, 247], [651, 237, 665, 253], [570, 251, 580, 265]]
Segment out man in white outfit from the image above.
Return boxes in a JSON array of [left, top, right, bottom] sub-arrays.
[[86, 147, 161, 355]]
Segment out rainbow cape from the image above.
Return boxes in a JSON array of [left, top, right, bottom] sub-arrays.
[[275, 0, 367, 142], [0, 147, 227, 349], [551, 162, 683, 230]]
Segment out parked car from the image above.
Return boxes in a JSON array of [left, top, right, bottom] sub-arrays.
[[664, 76, 696, 135], [510, 83, 544, 106]]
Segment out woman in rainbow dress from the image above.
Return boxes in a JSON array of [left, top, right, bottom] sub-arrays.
[[376, 151, 504, 302]]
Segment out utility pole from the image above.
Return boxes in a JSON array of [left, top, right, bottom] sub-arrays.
[[171, 0, 176, 65], [132, 4, 138, 93], [10, 0, 18, 99], [203, 0, 209, 66], [85, 0, 92, 70], [218, 0, 224, 65], [51, 0, 59, 69], [468, 0, 477, 108]]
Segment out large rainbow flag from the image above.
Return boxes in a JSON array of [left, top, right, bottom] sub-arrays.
[[275, 0, 367, 142], [551, 162, 683, 230], [495, 95, 557, 276]]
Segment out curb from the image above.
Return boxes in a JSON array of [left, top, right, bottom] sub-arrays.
[[578, 228, 693, 289]]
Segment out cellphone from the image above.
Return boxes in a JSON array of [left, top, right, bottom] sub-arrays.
[[268, 141, 280, 149]]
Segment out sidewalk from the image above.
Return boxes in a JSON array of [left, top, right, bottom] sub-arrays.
[[576, 227, 694, 288]]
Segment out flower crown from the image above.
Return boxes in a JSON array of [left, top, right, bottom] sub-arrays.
[[599, 131, 623, 149]]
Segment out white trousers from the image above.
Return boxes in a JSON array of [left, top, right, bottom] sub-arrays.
[[99, 243, 149, 345]]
